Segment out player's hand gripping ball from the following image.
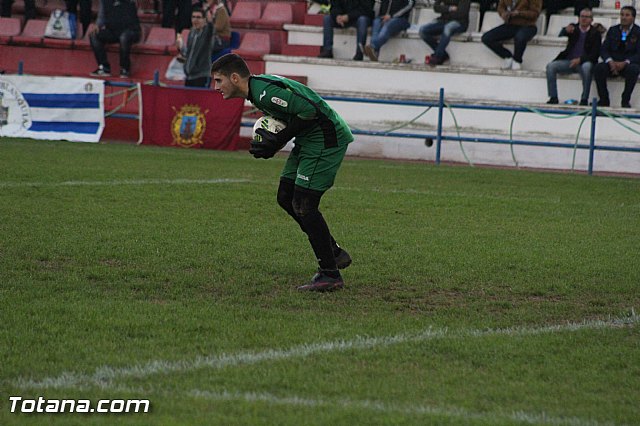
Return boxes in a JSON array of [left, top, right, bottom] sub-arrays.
[[250, 116, 287, 159]]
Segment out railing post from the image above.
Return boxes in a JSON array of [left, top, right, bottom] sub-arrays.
[[18, 61, 23, 75], [153, 70, 159, 86], [588, 97, 598, 175], [436, 87, 444, 165]]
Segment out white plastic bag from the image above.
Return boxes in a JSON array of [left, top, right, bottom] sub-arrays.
[[165, 56, 186, 81], [44, 9, 77, 40]]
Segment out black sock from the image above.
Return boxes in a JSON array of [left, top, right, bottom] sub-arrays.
[[301, 210, 337, 270]]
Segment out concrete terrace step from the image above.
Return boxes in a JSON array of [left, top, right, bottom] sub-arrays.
[[283, 23, 568, 72], [263, 54, 640, 107]]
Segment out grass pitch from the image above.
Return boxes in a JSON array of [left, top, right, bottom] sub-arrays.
[[1, 138, 639, 425]]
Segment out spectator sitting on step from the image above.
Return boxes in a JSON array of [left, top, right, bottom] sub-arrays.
[[364, 0, 415, 62], [176, 6, 214, 87], [594, 6, 640, 108], [545, 8, 603, 105], [419, 0, 471, 66], [481, 0, 542, 70], [318, 0, 374, 61], [89, 0, 142, 78], [1, 0, 36, 21]]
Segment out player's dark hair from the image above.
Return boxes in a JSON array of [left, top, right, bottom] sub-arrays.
[[211, 53, 250, 78], [621, 6, 636, 17]]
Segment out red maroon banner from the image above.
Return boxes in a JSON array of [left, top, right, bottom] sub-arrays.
[[140, 85, 244, 150]]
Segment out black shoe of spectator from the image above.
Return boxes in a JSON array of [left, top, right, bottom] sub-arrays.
[[317, 48, 333, 58], [621, 100, 631, 108], [353, 51, 363, 61], [579, 99, 588, 106], [597, 99, 610, 107], [119, 69, 130, 78], [90, 65, 111, 77], [546, 97, 559, 105], [428, 55, 448, 66]]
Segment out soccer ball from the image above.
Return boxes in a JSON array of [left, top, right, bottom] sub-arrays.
[[252, 116, 287, 142]]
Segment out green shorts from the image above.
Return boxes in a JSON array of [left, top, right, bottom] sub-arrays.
[[281, 141, 348, 192]]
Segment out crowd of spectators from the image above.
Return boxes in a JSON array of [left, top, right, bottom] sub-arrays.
[[316, 0, 639, 107], [1, 0, 232, 86]]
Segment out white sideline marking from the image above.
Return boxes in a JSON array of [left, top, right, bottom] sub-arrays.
[[334, 185, 564, 204], [2, 178, 630, 208], [0, 178, 249, 188], [188, 389, 615, 426], [14, 314, 639, 391]]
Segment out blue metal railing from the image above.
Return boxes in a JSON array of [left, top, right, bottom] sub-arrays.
[[322, 88, 640, 175], [240, 88, 639, 175]]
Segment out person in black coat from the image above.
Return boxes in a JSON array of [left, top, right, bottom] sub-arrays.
[[1, 0, 35, 21], [318, 0, 374, 60], [594, 6, 640, 108], [545, 8, 603, 105], [89, 0, 142, 78]]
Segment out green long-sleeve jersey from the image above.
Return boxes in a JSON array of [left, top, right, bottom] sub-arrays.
[[247, 74, 354, 148]]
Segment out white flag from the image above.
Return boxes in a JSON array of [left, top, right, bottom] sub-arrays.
[[0, 75, 105, 143]]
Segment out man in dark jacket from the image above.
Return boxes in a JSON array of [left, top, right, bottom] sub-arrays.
[[545, 8, 602, 105], [364, 0, 415, 61], [89, 0, 142, 78], [419, 0, 470, 65], [594, 6, 640, 108], [318, 0, 374, 60]]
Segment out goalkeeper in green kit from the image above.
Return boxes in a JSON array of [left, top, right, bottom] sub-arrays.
[[211, 54, 353, 292]]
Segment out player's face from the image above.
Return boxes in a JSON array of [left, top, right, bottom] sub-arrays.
[[213, 72, 242, 99], [620, 9, 634, 27], [191, 12, 205, 30]]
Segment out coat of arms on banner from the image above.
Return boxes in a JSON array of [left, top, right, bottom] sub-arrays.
[[0, 79, 32, 135], [170, 104, 208, 147]]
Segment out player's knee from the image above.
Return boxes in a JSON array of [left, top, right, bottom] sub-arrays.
[[292, 191, 321, 218], [292, 197, 315, 218], [276, 179, 295, 212], [277, 187, 292, 212]]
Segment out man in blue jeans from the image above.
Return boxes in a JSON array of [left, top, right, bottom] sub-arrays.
[[481, 0, 541, 70], [364, 0, 415, 62], [419, 0, 470, 66], [318, 0, 374, 61]]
